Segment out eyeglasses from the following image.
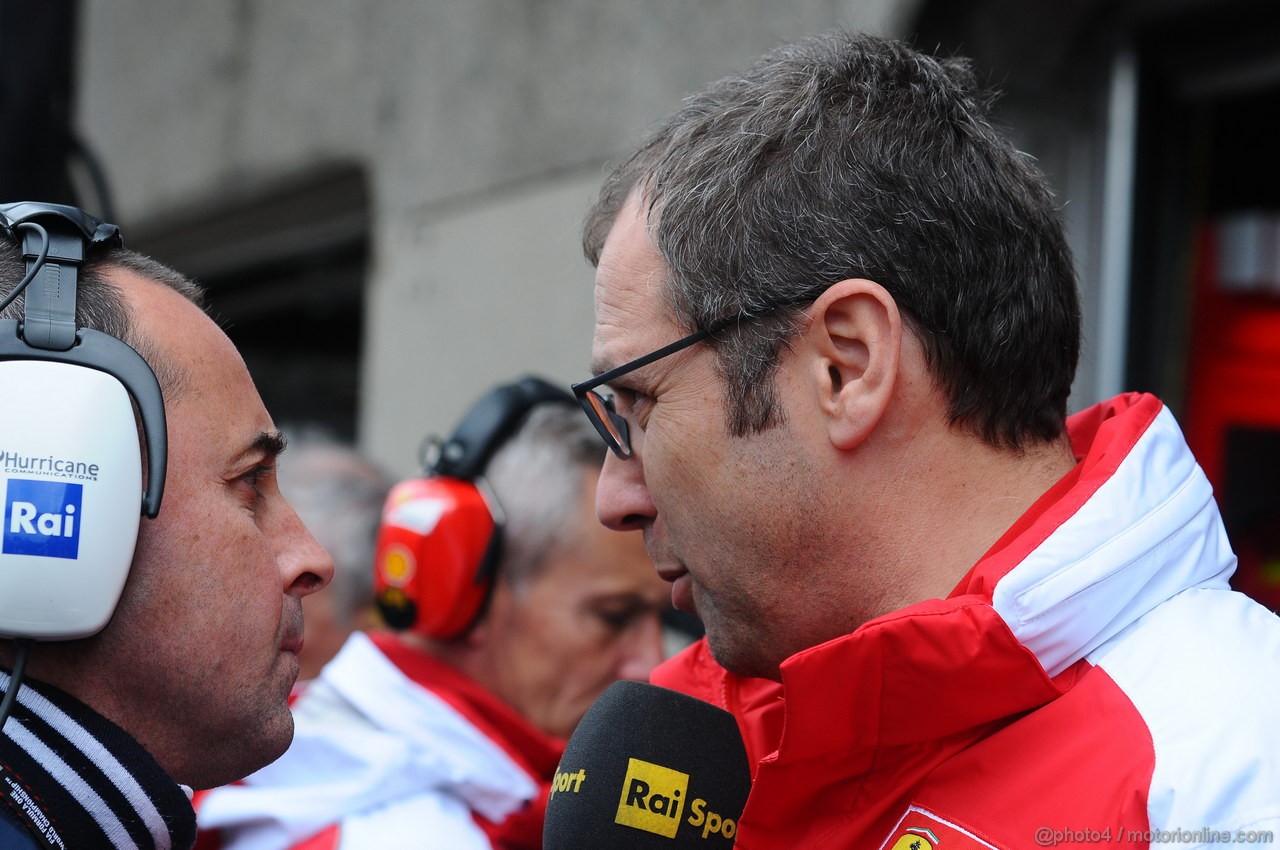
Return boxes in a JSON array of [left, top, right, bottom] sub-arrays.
[[572, 296, 814, 459]]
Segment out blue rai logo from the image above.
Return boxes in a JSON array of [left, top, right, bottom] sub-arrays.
[[3, 479, 83, 559]]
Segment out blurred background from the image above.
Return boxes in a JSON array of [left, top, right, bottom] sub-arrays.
[[2, 0, 1277, 608]]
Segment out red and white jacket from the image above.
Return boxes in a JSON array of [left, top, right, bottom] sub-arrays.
[[653, 393, 1280, 849], [195, 632, 563, 850]]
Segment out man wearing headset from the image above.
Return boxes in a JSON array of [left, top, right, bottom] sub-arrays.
[[0, 205, 334, 850], [196, 384, 671, 849]]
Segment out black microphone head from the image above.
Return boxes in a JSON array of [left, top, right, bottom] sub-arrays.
[[544, 680, 751, 849]]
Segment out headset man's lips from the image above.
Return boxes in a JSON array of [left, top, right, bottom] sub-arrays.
[[281, 607, 305, 655]]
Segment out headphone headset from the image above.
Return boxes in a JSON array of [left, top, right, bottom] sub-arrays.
[[0, 201, 166, 642], [373, 375, 574, 640]]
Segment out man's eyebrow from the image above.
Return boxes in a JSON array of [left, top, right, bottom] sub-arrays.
[[236, 430, 288, 465]]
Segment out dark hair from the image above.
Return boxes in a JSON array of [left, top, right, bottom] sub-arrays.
[[584, 31, 1080, 449], [1, 237, 206, 399]]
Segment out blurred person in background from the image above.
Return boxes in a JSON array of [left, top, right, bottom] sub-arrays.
[[196, 377, 669, 850], [275, 425, 393, 683]]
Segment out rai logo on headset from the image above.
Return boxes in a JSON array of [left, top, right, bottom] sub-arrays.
[[3, 479, 83, 559]]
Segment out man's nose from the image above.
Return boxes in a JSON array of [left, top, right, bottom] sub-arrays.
[[596, 448, 656, 532], [278, 501, 335, 596]]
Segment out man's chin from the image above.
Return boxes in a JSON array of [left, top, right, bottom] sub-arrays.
[[191, 711, 295, 790], [704, 630, 784, 683]]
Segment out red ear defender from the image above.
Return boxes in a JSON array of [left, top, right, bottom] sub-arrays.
[[373, 476, 499, 640], [371, 376, 576, 639]]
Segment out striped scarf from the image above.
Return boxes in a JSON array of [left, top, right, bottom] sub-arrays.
[[0, 670, 196, 850]]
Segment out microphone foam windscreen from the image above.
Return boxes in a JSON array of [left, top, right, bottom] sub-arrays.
[[544, 680, 751, 849]]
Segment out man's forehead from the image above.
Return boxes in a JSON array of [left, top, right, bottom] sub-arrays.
[[590, 198, 675, 372]]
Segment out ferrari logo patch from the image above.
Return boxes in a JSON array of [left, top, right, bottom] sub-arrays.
[[889, 826, 940, 850], [879, 805, 1002, 850]]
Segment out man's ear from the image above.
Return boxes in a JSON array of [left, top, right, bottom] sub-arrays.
[[455, 584, 502, 649], [804, 278, 903, 450]]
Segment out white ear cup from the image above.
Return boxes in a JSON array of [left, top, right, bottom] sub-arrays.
[[0, 360, 144, 639]]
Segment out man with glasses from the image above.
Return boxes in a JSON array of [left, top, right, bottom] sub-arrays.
[[572, 31, 1280, 849]]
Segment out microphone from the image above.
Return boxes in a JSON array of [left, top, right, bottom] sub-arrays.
[[543, 680, 751, 848]]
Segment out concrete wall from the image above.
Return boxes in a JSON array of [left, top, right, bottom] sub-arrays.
[[76, 0, 918, 474]]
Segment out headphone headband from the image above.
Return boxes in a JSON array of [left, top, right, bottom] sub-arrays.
[[0, 202, 123, 250], [429, 376, 574, 480]]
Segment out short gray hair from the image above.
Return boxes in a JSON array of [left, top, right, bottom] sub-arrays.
[[483, 403, 607, 586]]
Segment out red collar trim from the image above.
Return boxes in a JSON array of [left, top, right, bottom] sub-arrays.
[[953, 392, 1162, 599]]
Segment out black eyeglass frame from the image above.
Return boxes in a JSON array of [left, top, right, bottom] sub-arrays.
[[572, 296, 816, 459]]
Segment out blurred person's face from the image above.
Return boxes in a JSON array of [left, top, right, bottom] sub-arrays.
[[74, 268, 333, 789], [282, 448, 386, 682], [298, 590, 357, 683], [474, 471, 667, 740]]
